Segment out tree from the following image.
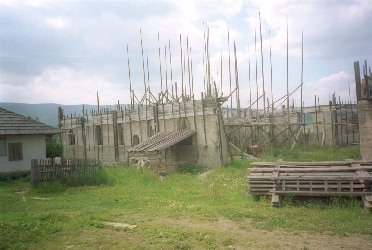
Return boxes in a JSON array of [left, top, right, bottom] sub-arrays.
[[46, 136, 63, 158]]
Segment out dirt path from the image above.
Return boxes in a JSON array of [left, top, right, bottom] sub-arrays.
[[160, 217, 372, 249]]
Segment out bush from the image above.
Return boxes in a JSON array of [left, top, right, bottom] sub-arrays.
[[46, 136, 63, 158], [33, 168, 113, 193], [176, 163, 206, 174]]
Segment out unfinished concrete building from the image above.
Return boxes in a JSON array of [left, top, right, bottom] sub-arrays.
[[60, 31, 362, 166], [60, 94, 229, 169], [224, 98, 359, 153]]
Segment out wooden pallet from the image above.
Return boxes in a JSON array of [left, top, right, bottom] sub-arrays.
[[247, 161, 372, 209]]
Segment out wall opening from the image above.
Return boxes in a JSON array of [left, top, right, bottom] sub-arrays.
[[95, 125, 103, 145], [132, 135, 140, 146], [117, 123, 124, 145], [147, 120, 155, 137], [68, 129, 75, 145], [298, 112, 313, 132], [178, 117, 191, 130]]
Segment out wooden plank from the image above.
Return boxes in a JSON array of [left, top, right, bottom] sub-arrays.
[[247, 184, 275, 188], [270, 176, 372, 181], [252, 165, 372, 172], [251, 161, 372, 167], [276, 183, 364, 189], [248, 160, 372, 199], [270, 190, 372, 196]]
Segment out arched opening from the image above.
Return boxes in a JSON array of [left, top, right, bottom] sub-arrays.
[[178, 117, 191, 130], [117, 123, 124, 145], [68, 129, 75, 145], [132, 135, 140, 146], [95, 125, 103, 145], [147, 120, 155, 137]]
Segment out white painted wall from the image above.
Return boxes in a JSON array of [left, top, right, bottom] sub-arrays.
[[0, 135, 46, 174]]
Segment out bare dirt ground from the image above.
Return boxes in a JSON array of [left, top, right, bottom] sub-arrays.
[[42, 216, 372, 249], [160, 217, 372, 250]]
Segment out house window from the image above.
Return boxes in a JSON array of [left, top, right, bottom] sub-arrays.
[[68, 129, 75, 145], [96, 125, 103, 145], [8, 143, 23, 161], [0, 138, 7, 156], [132, 135, 140, 146]]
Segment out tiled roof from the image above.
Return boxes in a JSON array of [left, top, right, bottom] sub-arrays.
[[127, 128, 196, 152], [0, 107, 61, 135]]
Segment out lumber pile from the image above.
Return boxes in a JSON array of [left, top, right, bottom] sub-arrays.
[[247, 161, 372, 209]]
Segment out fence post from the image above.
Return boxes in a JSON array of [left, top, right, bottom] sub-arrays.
[[31, 159, 38, 186]]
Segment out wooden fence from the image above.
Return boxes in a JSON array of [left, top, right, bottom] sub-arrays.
[[247, 161, 372, 210], [31, 158, 100, 186]]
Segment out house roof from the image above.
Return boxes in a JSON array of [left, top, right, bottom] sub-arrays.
[[127, 128, 196, 152], [0, 107, 61, 135]]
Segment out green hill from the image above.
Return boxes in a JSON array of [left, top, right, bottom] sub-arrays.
[[0, 103, 127, 127]]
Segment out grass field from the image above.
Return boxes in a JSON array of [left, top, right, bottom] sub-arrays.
[[1, 145, 371, 249]]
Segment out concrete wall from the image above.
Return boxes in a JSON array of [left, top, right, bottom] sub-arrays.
[[228, 104, 359, 148], [61, 99, 229, 168], [358, 100, 372, 160], [0, 135, 46, 174], [270, 105, 358, 146]]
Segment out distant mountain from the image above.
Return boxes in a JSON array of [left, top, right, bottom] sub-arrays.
[[0, 103, 128, 127]]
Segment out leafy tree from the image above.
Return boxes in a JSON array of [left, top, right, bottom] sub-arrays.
[[46, 136, 63, 158]]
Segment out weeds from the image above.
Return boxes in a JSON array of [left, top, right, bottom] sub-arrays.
[[32, 168, 113, 193], [0, 145, 371, 249], [261, 144, 360, 162], [176, 163, 207, 174]]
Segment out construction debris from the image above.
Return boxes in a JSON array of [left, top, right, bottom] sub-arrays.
[[247, 160, 372, 209]]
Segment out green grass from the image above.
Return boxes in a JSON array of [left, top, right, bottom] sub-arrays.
[[0, 145, 370, 249], [260, 144, 361, 162], [32, 168, 113, 193]]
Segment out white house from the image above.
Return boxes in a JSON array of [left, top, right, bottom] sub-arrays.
[[0, 107, 61, 176]]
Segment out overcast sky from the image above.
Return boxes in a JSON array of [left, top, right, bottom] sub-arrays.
[[1, 0, 371, 108]]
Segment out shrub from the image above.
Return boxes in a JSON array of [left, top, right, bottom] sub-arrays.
[[33, 168, 113, 193], [176, 163, 206, 174], [46, 136, 63, 158]]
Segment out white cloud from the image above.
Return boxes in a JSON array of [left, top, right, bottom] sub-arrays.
[[1, 0, 370, 106], [304, 71, 353, 105], [46, 17, 67, 29], [247, 0, 372, 59], [0, 67, 129, 105], [0, 0, 51, 7]]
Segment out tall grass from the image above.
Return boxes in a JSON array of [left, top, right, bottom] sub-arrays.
[[32, 167, 113, 193], [176, 163, 207, 174], [260, 144, 360, 162], [1, 145, 370, 249]]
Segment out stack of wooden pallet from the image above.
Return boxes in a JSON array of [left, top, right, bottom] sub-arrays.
[[247, 161, 372, 209]]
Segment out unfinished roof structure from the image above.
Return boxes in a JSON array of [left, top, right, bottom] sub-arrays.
[[127, 128, 196, 152]]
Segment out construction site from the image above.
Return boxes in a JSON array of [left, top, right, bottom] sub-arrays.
[[58, 26, 367, 169], [3, 4, 372, 249], [57, 22, 372, 210]]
